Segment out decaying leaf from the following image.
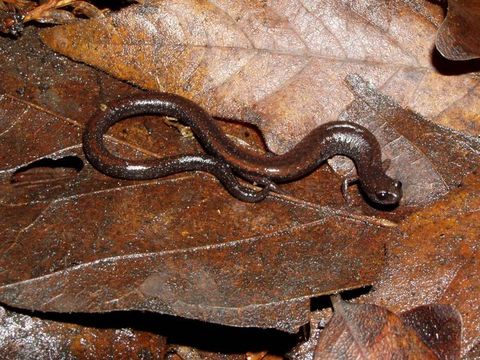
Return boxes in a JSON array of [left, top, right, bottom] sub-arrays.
[[401, 304, 462, 360], [363, 171, 480, 356], [40, 0, 480, 147], [436, 0, 480, 60], [0, 306, 167, 359], [37, 0, 480, 208], [313, 297, 461, 360], [1, 2, 479, 357], [334, 74, 480, 206], [0, 93, 393, 332]]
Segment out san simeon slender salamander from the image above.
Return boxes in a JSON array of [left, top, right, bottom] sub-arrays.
[[83, 93, 402, 206]]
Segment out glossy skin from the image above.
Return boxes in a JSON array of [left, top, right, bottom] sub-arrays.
[[83, 93, 402, 205]]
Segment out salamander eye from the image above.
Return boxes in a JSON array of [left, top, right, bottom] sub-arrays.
[[376, 191, 388, 200], [394, 181, 402, 189]]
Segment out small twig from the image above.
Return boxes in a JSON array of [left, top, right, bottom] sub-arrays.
[[0, 0, 105, 35]]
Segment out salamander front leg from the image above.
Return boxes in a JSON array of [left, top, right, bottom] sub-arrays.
[[341, 176, 358, 205]]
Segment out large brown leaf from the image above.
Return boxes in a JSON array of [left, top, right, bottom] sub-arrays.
[[0, 93, 394, 332], [362, 171, 480, 356], [40, 0, 480, 148], [288, 172, 480, 359]]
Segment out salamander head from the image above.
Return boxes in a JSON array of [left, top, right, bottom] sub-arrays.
[[361, 175, 402, 206]]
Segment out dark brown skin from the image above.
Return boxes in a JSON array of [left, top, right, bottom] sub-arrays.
[[83, 93, 402, 205]]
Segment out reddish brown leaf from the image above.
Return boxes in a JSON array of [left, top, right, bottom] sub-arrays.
[[39, 0, 480, 144], [1, 7, 479, 357], [334, 74, 480, 207], [313, 296, 445, 359], [289, 292, 462, 360], [0, 27, 146, 123], [2, 4, 478, 210], [0, 306, 167, 359], [436, 0, 480, 60], [0, 93, 393, 332], [363, 172, 480, 356], [401, 304, 462, 360]]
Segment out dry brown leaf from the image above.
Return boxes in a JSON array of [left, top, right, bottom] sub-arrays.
[[401, 304, 462, 360], [334, 74, 480, 207], [0, 93, 393, 332], [0, 306, 167, 359], [289, 302, 462, 360], [1, 9, 479, 357], [312, 296, 461, 360], [436, 0, 480, 60], [362, 171, 480, 356], [40, 0, 480, 148]]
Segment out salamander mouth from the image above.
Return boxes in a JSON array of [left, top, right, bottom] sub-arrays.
[[374, 191, 401, 205]]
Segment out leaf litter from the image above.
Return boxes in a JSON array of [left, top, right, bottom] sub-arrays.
[[0, 0, 479, 357]]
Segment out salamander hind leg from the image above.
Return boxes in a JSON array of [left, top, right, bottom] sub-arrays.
[[203, 158, 271, 202], [229, 182, 272, 203], [237, 173, 285, 195], [220, 174, 272, 203]]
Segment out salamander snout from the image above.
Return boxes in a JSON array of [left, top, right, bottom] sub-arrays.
[[372, 180, 402, 206]]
